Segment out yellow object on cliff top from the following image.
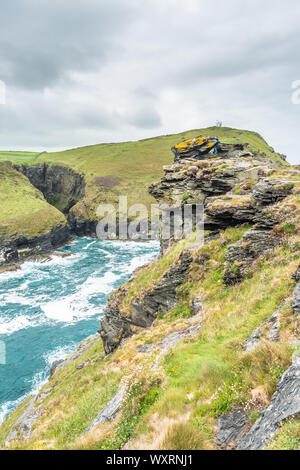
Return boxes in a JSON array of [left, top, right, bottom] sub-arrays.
[[174, 136, 217, 154]]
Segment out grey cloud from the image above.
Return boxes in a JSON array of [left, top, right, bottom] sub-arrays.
[[0, 0, 138, 89], [0, 0, 299, 164]]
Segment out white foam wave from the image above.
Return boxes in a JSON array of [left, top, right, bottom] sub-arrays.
[[0, 314, 40, 336], [0, 343, 77, 424]]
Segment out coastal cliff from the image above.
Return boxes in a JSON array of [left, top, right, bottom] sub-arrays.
[[0, 128, 299, 451]]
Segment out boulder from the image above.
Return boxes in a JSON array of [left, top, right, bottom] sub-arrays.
[[223, 229, 279, 285], [291, 284, 300, 315], [237, 357, 300, 450], [253, 180, 293, 205], [217, 409, 249, 449]]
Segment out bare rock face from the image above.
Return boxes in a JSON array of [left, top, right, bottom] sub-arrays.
[[291, 284, 300, 315], [244, 307, 284, 352], [237, 357, 300, 450], [85, 387, 126, 433], [205, 195, 255, 230], [99, 251, 193, 354], [253, 180, 294, 205], [217, 409, 249, 449], [292, 265, 300, 283], [0, 224, 70, 269], [223, 229, 279, 285], [15, 163, 85, 214]]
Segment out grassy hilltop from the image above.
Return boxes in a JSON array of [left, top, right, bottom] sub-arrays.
[[0, 127, 288, 226], [0, 128, 299, 450], [0, 162, 66, 240]]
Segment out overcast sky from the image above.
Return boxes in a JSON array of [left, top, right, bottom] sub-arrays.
[[0, 0, 299, 163]]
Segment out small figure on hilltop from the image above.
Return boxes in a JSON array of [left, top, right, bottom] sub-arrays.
[[212, 136, 219, 155]]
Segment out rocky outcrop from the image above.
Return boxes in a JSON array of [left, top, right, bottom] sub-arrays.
[[244, 305, 285, 352], [0, 223, 70, 269], [291, 284, 300, 315], [49, 334, 99, 377], [149, 160, 268, 209], [99, 250, 192, 354], [205, 195, 255, 230], [172, 141, 245, 162], [237, 356, 300, 450], [253, 180, 294, 205], [15, 164, 85, 214], [223, 229, 279, 285], [85, 387, 126, 433], [217, 409, 249, 450], [136, 322, 201, 354]]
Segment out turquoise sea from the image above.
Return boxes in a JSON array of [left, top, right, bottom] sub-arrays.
[[0, 237, 159, 423]]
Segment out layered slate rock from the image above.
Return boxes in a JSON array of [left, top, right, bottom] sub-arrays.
[[99, 251, 193, 354], [205, 195, 255, 230], [237, 357, 300, 450], [0, 224, 70, 269], [223, 229, 279, 285], [252, 180, 294, 205], [244, 305, 285, 352], [15, 163, 85, 214], [291, 284, 300, 315], [85, 387, 125, 432], [217, 409, 249, 450]]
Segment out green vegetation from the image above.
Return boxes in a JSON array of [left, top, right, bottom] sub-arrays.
[[267, 418, 300, 450], [0, 127, 288, 224], [0, 162, 66, 239], [1, 194, 299, 449], [0, 151, 39, 165], [0, 128, 298, 450]]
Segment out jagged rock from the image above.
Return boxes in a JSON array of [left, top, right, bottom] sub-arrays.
[[291, 284, 300, 315], [292, 266, 300, 283], [85, 387, 125, 432], [15, 163, 85, 214], [223, 229, 279, 285], [253, 180, 293, 205], [50, 359, 64, 377], [216, 143, 245, 156], [205, 195, 255, 229], [190, 296, 203, 316], [0, 224, 70, 268], [217, 409, 249, 449], [252, 210, 277, 229], [237, 357, 300, 450], [100, 251, 192, 354], [150, 161, 268, 213], [49, 334, 99, 377], [136, 323, 201, 354], [5, 398, 42, 444], [244, 308, 282, 352]]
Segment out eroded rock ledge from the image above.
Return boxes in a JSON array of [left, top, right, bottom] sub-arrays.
[[99, 250, 193, 354]]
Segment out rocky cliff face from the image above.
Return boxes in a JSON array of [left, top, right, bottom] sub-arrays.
[[100, 250, 193, 354], [15, 163, 85, 214], [1, 135, 299, 451], [0, 224, 70, 268]]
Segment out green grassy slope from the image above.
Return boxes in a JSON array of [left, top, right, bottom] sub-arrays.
[[1, 217, 299, 450], [0, 163, 66, 240], [0, 151, 39, 165], [0, 127, 289, 223]]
